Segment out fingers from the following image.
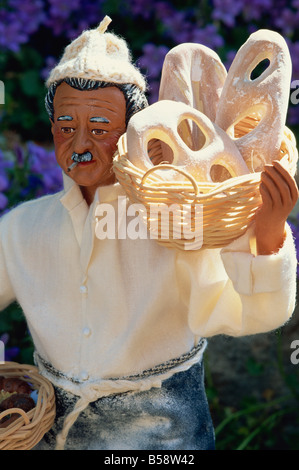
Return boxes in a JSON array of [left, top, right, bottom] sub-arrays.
[[256, 161, 298, 253], [260, 160, 298, 210], [273, 160, 299, 203], [259, 180, 273, 210], [261, 169, 284, 207]]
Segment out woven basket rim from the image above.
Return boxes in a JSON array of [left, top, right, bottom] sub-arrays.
[[112, 124, 298, 250], [0, 361, 56, 450], [114, 124, 297, 190]]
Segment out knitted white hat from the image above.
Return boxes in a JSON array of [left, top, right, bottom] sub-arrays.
[[46, 16, 147, 91]]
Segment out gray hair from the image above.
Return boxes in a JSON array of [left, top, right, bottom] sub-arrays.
[[45, 77, 148, 126]]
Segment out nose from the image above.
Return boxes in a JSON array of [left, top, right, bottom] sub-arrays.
[[73, 126, 92, 154]]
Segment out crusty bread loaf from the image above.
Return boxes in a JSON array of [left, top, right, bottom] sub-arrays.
[[215, 29, 292, 172]]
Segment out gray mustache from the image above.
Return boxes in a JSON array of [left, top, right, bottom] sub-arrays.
[[71, 151, 93, 163], [67, 151, 93, 172]]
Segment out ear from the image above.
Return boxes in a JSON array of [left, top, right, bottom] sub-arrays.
[[50, 118, 55, 136]]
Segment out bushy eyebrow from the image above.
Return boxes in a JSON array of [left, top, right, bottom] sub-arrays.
[[90, 117, 110, 123], [56, 116, 110, 123], [57, 115, 73, 121]]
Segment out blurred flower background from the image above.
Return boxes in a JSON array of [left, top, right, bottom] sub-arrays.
[[0, 0, 299, 449]]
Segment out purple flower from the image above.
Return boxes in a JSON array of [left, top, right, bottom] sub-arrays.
[[0, 11, 27, 52], [242, 0, 274, 22], [287, 107, 299, 126], [66, 0, 105, 40], [41, 56, 57, 81], [212, 0, 244, 27], [147, 79, 161, 104], [27, 142, 63, 194], [288, 41, 299, 82], [9, 0, 45, 34], [273, 7, 299, 35], [224, 50, 237, 69], [189, 24, 224, 50], [159, 7, 224, 50], [138, 43, 169, 79], [126, 0, 155, 19], [289, 217, 299, 277], [160, 10, 191, 44], [0, 333, 20, 361], [45, 0, 81, 36], [0, 174, 9, 192], [48, 0, 81, 19], [155, 1, 174, 21], [138, 43, 169, 103], [0, 193, 8, 210], [45, 0, 104, 39], [0, 149, 13, 169], [0, 0, 45, 52], [0, 150, 12, 210], [67, 19, 95, 41], [14, 144, 25, 167]]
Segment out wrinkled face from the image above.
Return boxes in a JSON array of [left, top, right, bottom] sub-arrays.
[[51, 82, 126, 197]]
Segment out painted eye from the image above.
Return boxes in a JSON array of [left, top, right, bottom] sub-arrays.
[[61, 127, 75, 134], [91, 129, 108, 136]]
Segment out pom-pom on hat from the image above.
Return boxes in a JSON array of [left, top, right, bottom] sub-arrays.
[[46, 16, 147, 91]]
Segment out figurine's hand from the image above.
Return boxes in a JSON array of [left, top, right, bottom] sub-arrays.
[[255, 160, 298, 255]]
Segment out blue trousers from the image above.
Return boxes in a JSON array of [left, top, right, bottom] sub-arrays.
[[34, 358, 215, 450]]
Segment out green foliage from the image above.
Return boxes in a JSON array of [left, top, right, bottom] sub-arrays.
[[0, 302, 34, 365], [0, 0, 299, 450], [0, 48, 50, 141], [204, 331, 299, 450]]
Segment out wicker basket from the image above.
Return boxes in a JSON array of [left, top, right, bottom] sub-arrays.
[[0, 361, 56, 450], [113, 117, 298, 250]]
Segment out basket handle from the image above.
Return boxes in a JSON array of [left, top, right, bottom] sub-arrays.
[[140, 164, 200, 196], [0, 407, 31, 426]]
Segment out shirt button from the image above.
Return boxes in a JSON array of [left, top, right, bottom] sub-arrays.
[[79, 285, 88, 294], [80, 371, 89, 381], [83, 327, 91, 337]]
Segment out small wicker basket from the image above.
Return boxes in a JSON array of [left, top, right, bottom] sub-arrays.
[[0, 361, 56, 450], [113, 118, 298, 250]]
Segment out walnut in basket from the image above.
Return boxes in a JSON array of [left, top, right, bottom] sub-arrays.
[[0, 376, 32, 395], [0, 376, 35, 428], [0, 392, 35, 428]]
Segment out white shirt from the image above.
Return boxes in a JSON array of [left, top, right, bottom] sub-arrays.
[[0, 173, 296, 386]]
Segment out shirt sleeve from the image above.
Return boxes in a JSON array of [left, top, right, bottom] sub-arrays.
[[176, 222, 297, 338], [0, 216, 17, 311]]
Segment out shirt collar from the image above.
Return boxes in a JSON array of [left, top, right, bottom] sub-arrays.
[[60, 173, 85, 212], [60, 172, 126, 212], [95, 181, 126, 204]]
